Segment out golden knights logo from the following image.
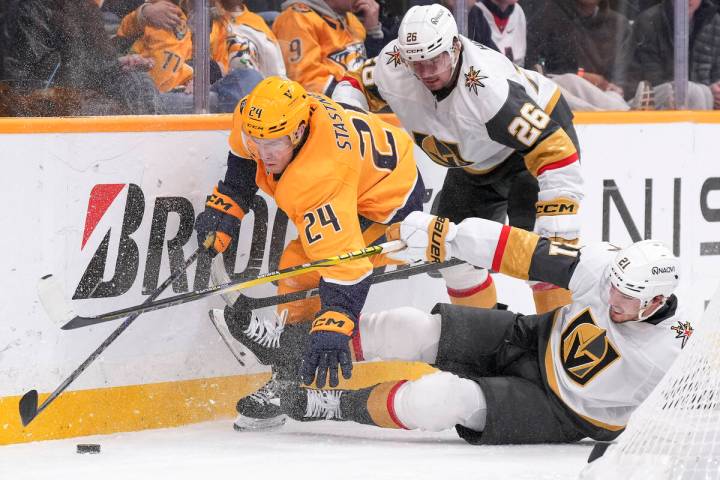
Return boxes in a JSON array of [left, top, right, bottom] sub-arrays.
[[670, 321, 693, 348], [413, 132, 473, 167], [385, 45, 403, 68], [464, 66, 488, 95], [329, 42, 366, 72], [561, 308, 620, 386]]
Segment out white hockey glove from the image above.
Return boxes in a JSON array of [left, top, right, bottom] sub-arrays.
[[331, 79, 370, 111], [386, 211, 458, 264], [534, 197, 581, 241]]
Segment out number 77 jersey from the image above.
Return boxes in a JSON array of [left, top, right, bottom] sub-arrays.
[[227, 93, 423, 308]]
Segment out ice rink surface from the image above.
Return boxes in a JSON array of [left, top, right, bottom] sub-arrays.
[[1, 419, 594, 480]]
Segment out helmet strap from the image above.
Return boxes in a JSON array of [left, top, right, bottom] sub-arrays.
[[636, 296, 667, 321]]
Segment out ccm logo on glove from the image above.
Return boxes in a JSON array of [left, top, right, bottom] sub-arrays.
[[535, 198, 578, 216], [429, 216, 451, 263], [206, 187, 245, 219], [311, 311, 355, 336]]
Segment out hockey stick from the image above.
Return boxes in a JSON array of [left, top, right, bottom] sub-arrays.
[[208, 258, 463, 367], [58, 240, 406, 330], [19, 245, 205, 427], [236, 257, 464, 310]]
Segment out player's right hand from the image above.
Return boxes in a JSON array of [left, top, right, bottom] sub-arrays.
[[195, 186, 246, 257], [385, 211, 457, 264]]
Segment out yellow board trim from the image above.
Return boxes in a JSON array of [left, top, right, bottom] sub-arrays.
[[2, 111, 720, 135], [0, 361, 435, 445]]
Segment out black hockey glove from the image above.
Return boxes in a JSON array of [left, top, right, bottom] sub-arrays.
[[299, 310, 355, 388], [195, 186, 245, 256]]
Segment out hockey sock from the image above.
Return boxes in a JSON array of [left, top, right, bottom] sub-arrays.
[[531, 283, 572, 314]]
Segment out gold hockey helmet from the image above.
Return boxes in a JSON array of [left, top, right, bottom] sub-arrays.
[[237, 76, 311, 145]]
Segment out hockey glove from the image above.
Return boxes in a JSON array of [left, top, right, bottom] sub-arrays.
[[534, 196, 580, 241], [300, 310, 355, 388], [195, 186, 246, 256], [386, 211, 458, 264]]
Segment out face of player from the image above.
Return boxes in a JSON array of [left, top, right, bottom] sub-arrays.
[[608, 285, 643, 322], [407, 51, 455, 92], [608, 284, 665, 323], [245, 134, 295, 174]]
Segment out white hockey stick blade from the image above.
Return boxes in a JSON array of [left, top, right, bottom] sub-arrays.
[[37, 274, 77, 326], [208, 309, 246, 366]]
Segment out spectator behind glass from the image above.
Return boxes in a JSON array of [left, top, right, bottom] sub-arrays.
[[209, 0, 281, 111], [468, 0, 523, 62], [525, 0, 632, 109], [116, 0, 197, 93], [624, 0, 720, 109], [272, 0, 382, 95], [1, 0, 161, 116], [215, 0, 286, 77]]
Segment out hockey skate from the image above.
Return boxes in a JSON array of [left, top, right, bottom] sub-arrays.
[[233, 371, 289, 431], [209, 307, 308, 431], [208, 307, 287, 366], [281, 385, 346, 422]]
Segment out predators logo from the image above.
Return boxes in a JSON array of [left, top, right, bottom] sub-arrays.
[[561, 308, 620, 386], [328, 42, 367, 72], [227, 35, 260, 71], [413, 132, 473, 168]]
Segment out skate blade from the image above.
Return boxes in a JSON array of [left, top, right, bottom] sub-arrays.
[[233, 414, 287, 432]]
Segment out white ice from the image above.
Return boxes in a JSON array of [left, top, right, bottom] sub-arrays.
[[1, 419, 594, 480]]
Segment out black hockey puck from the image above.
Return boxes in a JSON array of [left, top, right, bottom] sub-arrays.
[[76, 444, 101, 454]]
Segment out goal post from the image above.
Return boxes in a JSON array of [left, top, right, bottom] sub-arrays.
[[580, 283, 720, 480]]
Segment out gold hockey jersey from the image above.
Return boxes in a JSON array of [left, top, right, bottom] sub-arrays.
[[272, 0, 367, 94], [118, 8, 229, 92], [227, 94, 419, 289]]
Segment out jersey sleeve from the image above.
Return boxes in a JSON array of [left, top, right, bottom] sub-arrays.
[[117, 8, 144, 40], [272, 10, 349, 94], [217, 151, 258, 214], [340, 57, 390, 113], [484, 79, 583, 238], [485, 80, 579, 180], [451, 217, 581, 287]]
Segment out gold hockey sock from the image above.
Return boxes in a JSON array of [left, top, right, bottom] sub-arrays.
[[532, 283, 572, 314], [447, 276, 497, 309]]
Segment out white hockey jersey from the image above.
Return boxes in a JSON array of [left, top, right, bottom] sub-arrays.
[[475, 1, 527, 67], [223, 10, 286, 77], [548, 242, 683, 429], [450, 217, 688, 430], [366, 36, 582, 226]]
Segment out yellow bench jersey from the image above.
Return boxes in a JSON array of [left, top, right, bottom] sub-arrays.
[[118, 8, 229, 92], [272, 1, 367, 94]]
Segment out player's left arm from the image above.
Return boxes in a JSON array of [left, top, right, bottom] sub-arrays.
[[295, 180, 373, 388], [486, 80, 583, 241], [388, 212, 581, 288]]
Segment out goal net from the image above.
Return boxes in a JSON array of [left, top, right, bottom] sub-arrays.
[[580, 284, 720, 480]]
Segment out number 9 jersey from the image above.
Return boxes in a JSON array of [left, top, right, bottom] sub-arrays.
[[224, 93, 424, 322]]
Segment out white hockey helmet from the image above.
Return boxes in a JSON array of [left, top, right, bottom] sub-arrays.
[[609, 240, 680, 310], [397, 4, 459, 63]]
